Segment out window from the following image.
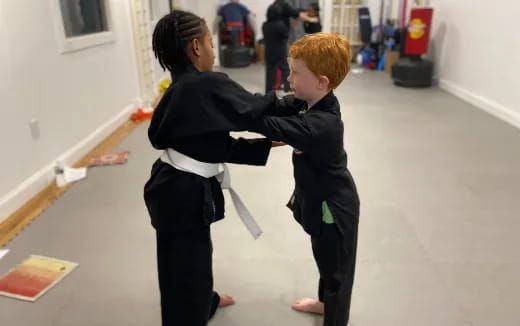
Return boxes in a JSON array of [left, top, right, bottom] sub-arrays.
[[51, 0, 115, 53], [59, 0, 109, 37]]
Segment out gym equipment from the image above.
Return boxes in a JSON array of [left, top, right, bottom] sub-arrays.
[[218, 5, 255, 69], [392, 4, 434, 87], [221, 30, 251, 68]]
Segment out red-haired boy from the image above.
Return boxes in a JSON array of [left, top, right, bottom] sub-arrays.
[[255, 33, 360, 326]]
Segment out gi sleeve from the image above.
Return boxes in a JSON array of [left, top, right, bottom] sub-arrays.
[[282, 2, 302, 18], [225, 136, 272, 166], [262, 93, 305, 117], [256, 114, 314, 153], [149, 72, 273, 146]]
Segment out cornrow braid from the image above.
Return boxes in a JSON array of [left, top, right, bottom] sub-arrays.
[[152, 10, 207, 72]]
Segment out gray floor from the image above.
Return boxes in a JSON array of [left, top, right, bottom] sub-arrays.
[[1, 64, 520, 326]]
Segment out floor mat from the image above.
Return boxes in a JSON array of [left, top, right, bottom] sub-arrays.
[[0, 255, 78, 302]]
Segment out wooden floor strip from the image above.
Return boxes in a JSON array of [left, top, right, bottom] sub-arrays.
[[0, 120, 142, 247]]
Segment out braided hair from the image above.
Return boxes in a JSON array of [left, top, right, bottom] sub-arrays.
[[152, 10, 207, 72]]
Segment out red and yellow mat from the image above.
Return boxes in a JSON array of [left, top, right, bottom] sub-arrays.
[[0, 255, 78, 302]]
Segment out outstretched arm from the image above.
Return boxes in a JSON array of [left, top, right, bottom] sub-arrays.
[[224, 136, 273, 166], [255, 114, 314, 153], [260, 93, 306, 117], [299, 12, 319, 23]]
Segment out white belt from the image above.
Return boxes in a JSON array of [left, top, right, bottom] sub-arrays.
[[160, 148, 263, 239]]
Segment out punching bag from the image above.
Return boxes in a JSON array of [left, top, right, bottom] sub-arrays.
[[392, 7, 434, 87]]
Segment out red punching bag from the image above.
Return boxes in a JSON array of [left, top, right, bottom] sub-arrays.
[[404, 8, 433, 56], [391, 7, 435, 87]]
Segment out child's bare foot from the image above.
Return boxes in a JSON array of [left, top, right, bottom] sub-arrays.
[[218, 294, 236, 308], [291, 298, 324, 315]]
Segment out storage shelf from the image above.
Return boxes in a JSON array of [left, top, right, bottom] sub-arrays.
[[327, 0, 365, 47]]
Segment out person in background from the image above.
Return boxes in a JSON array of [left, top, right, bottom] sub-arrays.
[[303, 2, 322, 34], [263, 4, 291, 94], [265, 0, 319, 93], [273, 0, 318, 31], [283, 0, 312, 44], [216, 0, 255, 46]]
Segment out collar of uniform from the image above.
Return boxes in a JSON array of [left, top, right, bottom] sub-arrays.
[[170, 64, 199, 80], [309, 91, 338, 113]]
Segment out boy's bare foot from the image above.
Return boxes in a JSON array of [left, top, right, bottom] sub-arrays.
[[291, 298, 324, 315], [218, 294, 236, 308]]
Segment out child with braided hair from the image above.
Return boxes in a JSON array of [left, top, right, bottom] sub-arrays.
[[145, 10, 283, 326]]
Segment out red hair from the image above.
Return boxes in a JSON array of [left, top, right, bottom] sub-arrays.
[[289, 33, 352, 89]]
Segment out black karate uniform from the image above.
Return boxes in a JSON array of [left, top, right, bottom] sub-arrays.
[[263, 18, 290, 93], [255, 92, 360, 326], [274, 0, 302, 30], [144, 64, 272, 326], [303, 18, 322, 34], [262, 0, 303, 93]]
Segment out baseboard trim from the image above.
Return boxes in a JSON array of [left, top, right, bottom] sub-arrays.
[[439, 79, 520, 130], [0, 105, 141, 246]]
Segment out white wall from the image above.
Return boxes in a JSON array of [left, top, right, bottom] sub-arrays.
[[150, 0, 170, 19], [240, 0, 272, 40], [0, 0, 140, 221], [430, 0, 520, 129]]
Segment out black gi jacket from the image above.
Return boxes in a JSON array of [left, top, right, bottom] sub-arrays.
[[274, 0, 301, 29], [303, 19, 322, 34], [144, 65, 272, 232], [255, 92, 360, 236], [262, 19, 289, 65]]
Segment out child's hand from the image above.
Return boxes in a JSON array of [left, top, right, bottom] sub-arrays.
[[272, 141, 287, 148], [299, 12, 319, 23]]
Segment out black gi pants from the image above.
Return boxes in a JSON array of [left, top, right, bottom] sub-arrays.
[[311, 221, 358, 326], [156, 227, 220, 326], [265, 59, 291, 93]]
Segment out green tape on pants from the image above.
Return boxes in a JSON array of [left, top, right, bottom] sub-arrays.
[[322, 201, 335, 224]]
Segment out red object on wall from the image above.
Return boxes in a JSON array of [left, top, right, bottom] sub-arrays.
[[404, 8, 433, 56]]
